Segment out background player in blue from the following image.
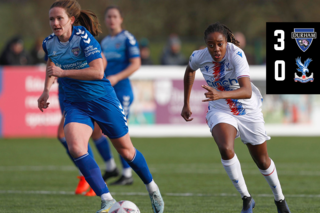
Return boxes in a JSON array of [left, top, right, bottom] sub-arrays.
[[97, 6, 142, 185], [37, 1, 164, 212]]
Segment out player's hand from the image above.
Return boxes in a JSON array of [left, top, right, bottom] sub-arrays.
[[38, 91, 50, 112], [47, 65, 64, 78], [181, 105, 193, 122], [202, 85, 222, 102], [107, 75, 119, 86]]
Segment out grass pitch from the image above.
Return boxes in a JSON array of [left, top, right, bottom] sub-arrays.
[[0, 137, 319, 212]]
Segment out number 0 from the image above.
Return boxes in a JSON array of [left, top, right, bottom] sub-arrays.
[[275, 60, 285, 81], [274, 30, 285, 51]]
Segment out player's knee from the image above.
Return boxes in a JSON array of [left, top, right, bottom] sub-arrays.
[[255, 157, 270, 170], [219, 146, 235, 159], [117, 148, 135, 161], [67, 144, 87, 159]]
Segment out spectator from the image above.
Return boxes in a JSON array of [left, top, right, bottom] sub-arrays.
[[234, 32, 255, 65], [160, 34, 188, 65], [30, 37, 46, 65], [140, 38, 153, 65], [0, 36, 30, 65]]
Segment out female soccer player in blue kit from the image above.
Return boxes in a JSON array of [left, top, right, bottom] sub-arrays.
[[93, 6, 142, 186], [37, 1, 164, 212], [181, 23, 290, 213]]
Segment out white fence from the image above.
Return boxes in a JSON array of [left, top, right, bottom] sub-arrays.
[[127, 65, 320, 137]]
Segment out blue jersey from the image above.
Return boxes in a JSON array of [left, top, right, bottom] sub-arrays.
[[100, 30, 140, 91], [43, 26, 113, 102]]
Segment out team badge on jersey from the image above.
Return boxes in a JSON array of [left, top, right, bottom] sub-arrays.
[[294, 57, 314, 83], [72, 47, 80, 56], [291, 28, 317, 52]]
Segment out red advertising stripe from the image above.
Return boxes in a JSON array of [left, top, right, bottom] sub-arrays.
[[0, 66, 61, 137]]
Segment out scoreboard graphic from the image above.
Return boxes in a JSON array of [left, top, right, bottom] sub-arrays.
[[266, 22, 320, 94]]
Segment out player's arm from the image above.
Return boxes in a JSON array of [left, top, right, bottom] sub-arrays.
[[46, 31, 105, 80], [107, 57, 141, 86], [38, 58, 56, 112], [202, 50, 252, 102], [47, 58, 104, 80], [202, 77, 252, 102], [101, 52, 107, 70], [181, 65, 196, 121]]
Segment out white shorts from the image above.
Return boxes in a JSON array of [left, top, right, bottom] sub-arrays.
[[206, 109, 271, 145]]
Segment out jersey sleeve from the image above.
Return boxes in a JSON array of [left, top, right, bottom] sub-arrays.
[[232, 49, 250, 79], [79, 29, 102, 64], [125, 32, 140, 59], [188, 50, 200, 71], [42, 40, 48, 61]]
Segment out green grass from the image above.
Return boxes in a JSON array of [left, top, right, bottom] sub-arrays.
[[0, 137, 319, 212]]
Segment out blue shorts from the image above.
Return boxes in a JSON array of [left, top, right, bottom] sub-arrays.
[[115, 88, 134, 119], [63, 90, 128, 139]]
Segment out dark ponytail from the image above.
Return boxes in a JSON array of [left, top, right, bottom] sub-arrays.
[[50, 0, 102, 36], [75, 10, 102, 36], [204, 22, 240, 47]]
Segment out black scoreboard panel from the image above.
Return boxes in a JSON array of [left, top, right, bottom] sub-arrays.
[[266, 22, 320, 94]]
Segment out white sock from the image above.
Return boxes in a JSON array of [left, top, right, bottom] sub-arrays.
[[105, 158, 116, 172], [221, 154, 250, 198], [259, 159, 285, 201], [101, 192, 114, 201], [122, 168, 132, 178], [146, 180, 158, 194]]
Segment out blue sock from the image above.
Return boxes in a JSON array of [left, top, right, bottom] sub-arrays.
[[93, 136, 113, 161], [74, 153, 109, 196], [127, 149, 153, 184], [58, 137, 94, 160], [119, 154, 131, 169]]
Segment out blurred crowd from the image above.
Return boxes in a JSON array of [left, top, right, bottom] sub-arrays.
[[0, 32, 261, 66]]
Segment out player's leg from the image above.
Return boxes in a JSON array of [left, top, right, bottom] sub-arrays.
[[207, 110, 253, 213], [247, 142, 290, 213], [110, 133, 164, 213], [58, 115, 95, 195], [58, 91, 94, 194], [212, 123, 251, 197], [91, 122, 119, 181], [64, 103, 116, 213], [239, 119, 290, 213], [93, 94, 163, 213]]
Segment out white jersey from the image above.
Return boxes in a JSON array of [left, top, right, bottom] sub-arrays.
[[189, 43, 263, 121]]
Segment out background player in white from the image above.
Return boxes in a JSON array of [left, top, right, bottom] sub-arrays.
[[181, 22, 291, 213]]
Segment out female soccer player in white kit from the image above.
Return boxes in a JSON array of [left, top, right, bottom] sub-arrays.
[[181, 22, 291, 213]]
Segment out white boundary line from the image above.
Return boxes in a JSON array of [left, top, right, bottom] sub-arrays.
[[0, 190, 320, 198], [1, 166, 320, 176]]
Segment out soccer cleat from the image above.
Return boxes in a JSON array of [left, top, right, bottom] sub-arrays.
[[85, 188, 96, 196], [275, 199, 291, 213], [149, 189, 164, 213], [75, 176, 90, 195], [102, 168, 119, 181], [96, 199, 116, 213], [110, 175, 133, 186], [241, 196, 255, 213]]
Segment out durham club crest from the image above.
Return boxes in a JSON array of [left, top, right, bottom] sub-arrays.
[[294, 57, 314, 83], [291, 28, 317, 52], [72, 47, 80, 56]]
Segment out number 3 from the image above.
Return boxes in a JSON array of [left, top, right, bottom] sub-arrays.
[[274, 30, 285, 51]]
